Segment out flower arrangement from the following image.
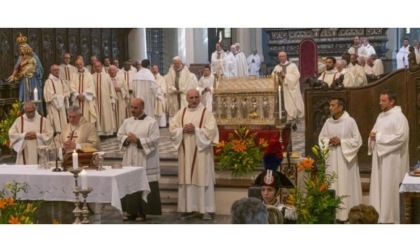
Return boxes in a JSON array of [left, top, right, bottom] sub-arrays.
[[216, 126, 268, 177], [287, 143, 345, 224], [0, 180, 42, 224], [0, 100, 22, 147]]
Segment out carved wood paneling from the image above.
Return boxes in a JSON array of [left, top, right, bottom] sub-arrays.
[[265, 28, 389, 61], [0, 28, 130, 81], [305, 69, 419, 172]]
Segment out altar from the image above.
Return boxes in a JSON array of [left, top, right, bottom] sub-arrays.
[[399, 172, 420, 224], [0, 165, 150, 223]]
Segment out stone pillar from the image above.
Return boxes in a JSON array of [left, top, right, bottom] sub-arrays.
[[193, 28, 209, 64], [128, 28, 147, 62]]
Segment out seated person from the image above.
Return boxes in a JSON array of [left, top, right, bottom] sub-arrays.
[[266, 205, 284, 224], [230, 197, 268, 224], [253, 169, 296, 223], [348, 204, 379, 224]]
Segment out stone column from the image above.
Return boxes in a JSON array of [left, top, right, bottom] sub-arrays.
[[128, 28, 147, 62]]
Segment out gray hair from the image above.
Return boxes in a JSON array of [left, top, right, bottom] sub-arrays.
[[66, 105, 82, 114], [230, 197, 268, 224]]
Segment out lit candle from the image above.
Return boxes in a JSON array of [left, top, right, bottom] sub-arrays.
[[72, 150, 78, 169], [80, 169, 88, 190], [33, 88, 38, 101]]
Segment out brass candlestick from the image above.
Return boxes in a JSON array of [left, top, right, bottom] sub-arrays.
[[67, 167, 83, 224], [80, 187, 93, 224]]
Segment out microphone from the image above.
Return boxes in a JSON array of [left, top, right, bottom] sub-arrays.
[[52, 131, 62, 172]]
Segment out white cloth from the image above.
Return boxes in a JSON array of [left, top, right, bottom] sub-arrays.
[[169, 103, 219, 213], [70, 71, 98, 123], [339, 69, 355, 87], [61, 117, 100, 152], [396, 45, 410, 69], [224, 52, 237, 78], [235, 51, 249, 78], [347, 64, 367, 86], [211, 50, 226, 76], [0, 165, 150, 214], [118, 116, 160, 182], [319, 111, 362, 221], [154, 73, 167, 127], [247, 54, 261, 76], [43, 74, 70, 133], [348, 45, 368, 58], [363, 44, 376, 57], [197, 74, 215, 112], [59, 64, 77, 91], [110, 74, 129, 129], [318, 69, 340, 87], [165, 65, 193, 117], [368, 106, 409, 223], [372, 59, 385, 76], [363, 65, 374, 75], [272, 62, 305, 121], [133, 68, 158, 119], [92, 72, 117, 135], [8, 113, 53, 164]]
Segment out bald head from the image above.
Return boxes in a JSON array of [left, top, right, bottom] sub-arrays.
[[278, 51, 287, 64], [131, 98, 145, 117], [75, 59, 84, 70], [186, 88, 200, 108], [24, 102, 36, 119]]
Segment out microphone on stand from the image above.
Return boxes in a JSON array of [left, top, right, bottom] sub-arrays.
[[52, 131, 62, 172]]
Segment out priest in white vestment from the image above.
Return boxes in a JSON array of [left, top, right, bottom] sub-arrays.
[[59, 53, 77, 90], [109, 66, 129, 129], [197, 65, 215, 112], [336, 60, 355, 87], [165, 56, 193, 118], [247, 49, 261, 76], [362, 37, 376, 57], [210, 42, 226, 77], [44, 64, 70, 133], [358, 57, 375, 75], [152, 65, 167, 127], [118, 98, 161, 221], [70, 59, 98, 124], [9, 102, 53, 165], [370, 55, 384, 77], [132, 59, 157, 119], [234, 43, 249, 78], [169, 89, 219, 220], [92, 62, 117, 136], [61, 105, 100, 153], [396, 38, 410, 69], [224, 46, 237, 78], [271, 51, 305, 124], [121, 61, 136, 117], [348, 36, 368, 58], [347, 54, 367, 86], [318, 57, 340, 87], [368, 91, 409, 224], [319, 98, 362, 222]]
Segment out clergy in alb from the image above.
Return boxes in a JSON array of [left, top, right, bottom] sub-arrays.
[[318, 57, 340, 87], [368, 90, 409, 224], [70, 59, 98, 124], [319, 98, 362, 222], [109, 65, 129, 129], [272, 51, 305, 124], [197, 65, 215, 112], [152, 64, 167, 127], [117, 98, 161, 221], [9, 102, 53, 165], [59, 53, 77, 90], [61, 105, 100, 153], [347, 54, 367, 87], [92, 61, 117, 136], [247, 49, 261, 76], [133, 59, 158, 119], [169, 89, 219, 221], [234, 43, 249, 78], [165, 56, 193, 119], [44, 64, 70, 133], [396, 38, 410, 69], [210, 42, 226, 77]]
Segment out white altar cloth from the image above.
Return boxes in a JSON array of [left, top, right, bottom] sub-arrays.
[[399, 172, 420, 192], [0, 165, 150, 213]]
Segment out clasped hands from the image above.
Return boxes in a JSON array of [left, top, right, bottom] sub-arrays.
[[77, 94, 85, 101], [63, 140, 76, 150], [329, 136, 341, 146], [183, 123, 195, 134], [370, 131, 376, 141], [126, 132, 139, 143], [24, 131, 37, 140]]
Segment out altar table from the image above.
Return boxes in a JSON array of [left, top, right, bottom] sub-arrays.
[[0, 165, 150, 215], [399, 172, 420, 224]]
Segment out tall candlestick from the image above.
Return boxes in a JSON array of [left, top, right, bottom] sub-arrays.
[[33, 88, 38, 101], [80, 169, 88, 190], [72, 150, 78, 169]]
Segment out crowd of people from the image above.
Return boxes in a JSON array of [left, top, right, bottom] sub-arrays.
[[5, 33, 411, 224]]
